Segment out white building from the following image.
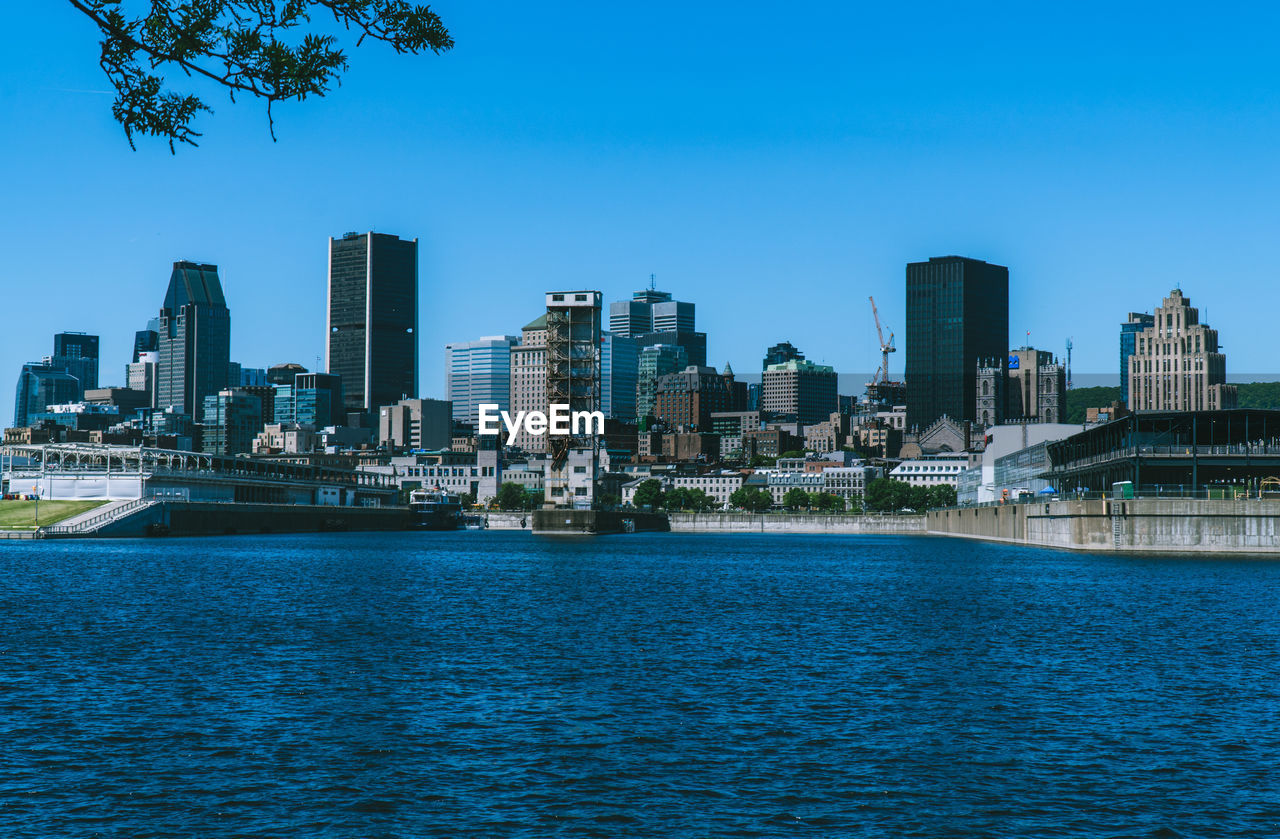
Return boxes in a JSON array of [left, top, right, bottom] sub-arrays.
[[890, 453, 970, 487]]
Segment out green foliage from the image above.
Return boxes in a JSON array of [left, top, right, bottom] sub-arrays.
[[865, 478, 957, 512], [457, 491, 476, 508], [782, 487, 810, 509], [632, 479, 665, 509], [1064, 386, 1122, 424], [494, 481, 526, 511], [779, 450, 806, 460], [665, 487, 717, 512], [68, 0, 453, 151], [808, 491, 844, 512], [1236, 382, 1280, 409], [523, 488, 543, 510], [926, 484, 957, 509], [749, 454, 777, 468], [729, 486, 773, 512]]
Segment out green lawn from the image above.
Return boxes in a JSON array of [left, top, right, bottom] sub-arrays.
[[0, 500, 107, 529]]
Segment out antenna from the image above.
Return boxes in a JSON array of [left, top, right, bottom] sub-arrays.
[[1065, 338, 1073, 390], [649, 273, 656, 291]]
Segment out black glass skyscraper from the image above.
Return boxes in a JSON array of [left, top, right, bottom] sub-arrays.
[[51, 332, 100, 392], [156, 261, 231, 417], [905, 256, 1009, 430], [326, 231, 418, 414]]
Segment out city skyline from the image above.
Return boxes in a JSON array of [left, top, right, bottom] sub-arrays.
[[8, 3, 1280, 425]]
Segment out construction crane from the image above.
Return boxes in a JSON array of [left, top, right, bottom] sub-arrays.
[[868, 295, 896, 383]]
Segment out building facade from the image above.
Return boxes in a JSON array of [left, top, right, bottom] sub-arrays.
[[157, 261, 232, 417], [1127, 289, 1236, 413], [51, 332, 100, 393], [1120, 312, 1155, 407], [508, 314, 548, 452], [12, 363, 81, 428], [445, 335, 518, 426], [653, 365, 735, 430], [601, 331, 640, 421], [378, 397, 452, 451], [200, 389, 264, 456], [905, 256, 1009, 430], [761, 359, 837, 425], [326, 231, 418, 414], [636, 344, 689, 425]]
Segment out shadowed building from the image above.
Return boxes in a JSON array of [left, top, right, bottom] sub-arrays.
[[905, 256, 1008, 431], [157, 261, 232, 417], [326, 231, 418, 414]]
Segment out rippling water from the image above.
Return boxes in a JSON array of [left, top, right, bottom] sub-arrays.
[[2, 532, 1280, 837]]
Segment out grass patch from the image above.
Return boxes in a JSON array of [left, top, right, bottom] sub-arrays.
[[0, 500, 107, 529]]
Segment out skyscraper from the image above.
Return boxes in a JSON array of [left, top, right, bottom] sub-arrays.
[[326, 231, 418, 414], [608, 284, 705, 366], [1127, 289, 1236, 412], [133, 318, 159, 363], [601, 332, 639, 420], [905, 256, 1009, 430], [636, 344, 688, 424], [157, 261, 232, 417], [509, 314, 548, 452], [13, 363, 81, 427], [51, 332, 100, 392], [762, 359, 838, 425], [762, 341, 804, 370], [445, 335, 519, 426], [1120, 312, 1155, 407]]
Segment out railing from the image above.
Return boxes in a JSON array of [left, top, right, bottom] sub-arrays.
[[43, 497, 157, 535]]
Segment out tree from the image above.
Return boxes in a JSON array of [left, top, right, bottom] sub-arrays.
[[810, 491, 843, 513], [457, 490, 476, 509], [749, 454, 777, 468], [783, 487, 810, 509], [779, 450, 806, 460], [632, 479, 665, 509], [494, 482, 526, 511], [730, 486, 773, 512], [68, 1, 453, 151], [927, 484, 957, 509], [865, 478, 913, 513]]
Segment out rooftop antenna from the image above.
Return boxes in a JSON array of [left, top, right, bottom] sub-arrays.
[[650, 273, 656, 291], [1065, 337, 1073, 390]]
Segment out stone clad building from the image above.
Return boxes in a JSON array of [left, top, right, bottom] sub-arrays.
[[1127, 289, 1237, 412]]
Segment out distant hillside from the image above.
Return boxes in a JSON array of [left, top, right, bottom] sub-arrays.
[[1064, 386, 1121, 424], [1236, 382, 1280, 409]]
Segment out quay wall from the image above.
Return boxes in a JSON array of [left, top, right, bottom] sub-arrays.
[[87, 501, 411, 538], [669, 513, 926, 534], [928, 498, 1280, 554]]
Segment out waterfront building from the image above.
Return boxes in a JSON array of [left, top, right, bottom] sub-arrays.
[[200, 389, 264, 456], [1126, 289, 1236, 412], [51, 332, 100, 393], [905, 255, 1009, 430], [601, 332, 640, 421], [762, 341, 804, 370], [955, 422, 1081, 504], [326, 231, 418, 413], [445, 335, 519, 426], [508, 314, 548, 453], [544, 290, 602, 507], [378, 397, 452, 452], [636, 344, 688, 425], [12, 363, 81, 428], [889, 453, 970, 488], [762, 359, 837, 426], [157, 261, 232, 417]]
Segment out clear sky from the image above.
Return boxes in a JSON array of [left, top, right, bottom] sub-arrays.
[[4, 2, 1280, 423]]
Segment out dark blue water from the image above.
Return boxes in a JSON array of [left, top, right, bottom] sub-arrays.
[[2, 532, 1279, 837]]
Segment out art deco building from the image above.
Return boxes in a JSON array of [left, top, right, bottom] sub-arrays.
[[326, 231, 418, 414], [1127, 289, 1236, 412], [508, 314, 549, 452]]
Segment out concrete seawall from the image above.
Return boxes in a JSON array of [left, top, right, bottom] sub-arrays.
[[669, 513, 926, 534], [928, 498, 1280, 553], [55, 501, 412, 538]]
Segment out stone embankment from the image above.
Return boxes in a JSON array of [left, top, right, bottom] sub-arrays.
[[668, 512, 926, 534]]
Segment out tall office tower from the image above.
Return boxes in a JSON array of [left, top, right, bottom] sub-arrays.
[[326, 231, 418, 414], [636, 344, 688, 424], [1121, 312, 1156, 407], [156, 261, 232, 416], [601, 332, 639, 420], [544, 290, 602, 507], [445, 335, 519, 426], [633, 330, 707, 368], [609, 284, 705, 366], [51, 332, 100, 392], [762, 341, 805, 370], [762, 359, 838, 425], [905, 255, 1009, 430], [133, 318, 160, 363], [1128, 289, 1236, 412], [12, 363, 81, 427], [126, 350, 158, 408]]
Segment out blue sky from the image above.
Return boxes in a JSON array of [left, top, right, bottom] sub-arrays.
[[4, 2, 1280, 422]]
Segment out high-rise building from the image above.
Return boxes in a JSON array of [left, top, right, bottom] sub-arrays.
[[200, 389, 263, 456], [762, 341, 805, 370], [133, 318, 159, 363], [326, 231, 418, 414], [601, 332, 639, 421], [762, 359, 838, 425], [275, 372, 344, 429], [636, 344, 688, 424], [1128, 289, 1236, 412], [126, 350, 158, 409], [12, 363, 81, 428], [508, 314, 549, 452], [905, 256, 1009, 430], [157, 261, 232, 417], [609, 285, 705, 367], [51, 332, 100, 392], [1121, 312, 1156, 407], [445, 335, 519, 426], [654, 365, 737, 430]]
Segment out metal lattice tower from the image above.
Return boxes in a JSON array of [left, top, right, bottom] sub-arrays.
[[544, 291, 602, 506]]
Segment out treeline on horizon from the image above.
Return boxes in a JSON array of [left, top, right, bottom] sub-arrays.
[[1063, 383, 1280, 424]]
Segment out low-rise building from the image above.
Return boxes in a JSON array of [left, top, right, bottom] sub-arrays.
[[890, 453, 970, 487]]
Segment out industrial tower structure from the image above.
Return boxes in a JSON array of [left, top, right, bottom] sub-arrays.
[[544, 291, 602, 508]]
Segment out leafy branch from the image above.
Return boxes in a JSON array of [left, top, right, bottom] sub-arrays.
[[67, 0, 453, 151]]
